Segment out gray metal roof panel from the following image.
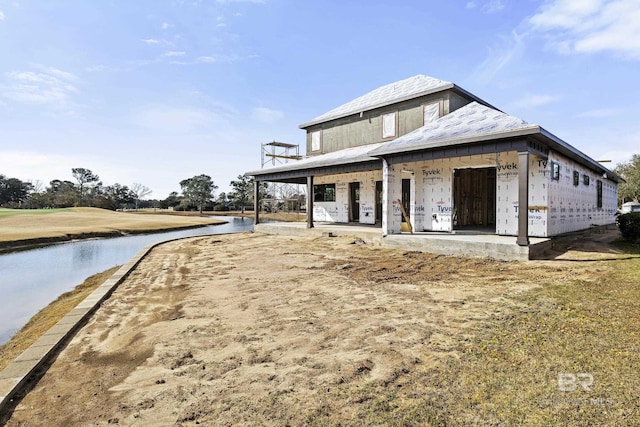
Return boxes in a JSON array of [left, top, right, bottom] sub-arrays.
[[369, 101, 624, 183], [247, 142, 384, 177], [299, 75, 453, 128], [368, 102, 538, 156]]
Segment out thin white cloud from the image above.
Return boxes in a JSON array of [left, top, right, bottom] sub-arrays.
[[161, 22, 173, 30], [251, 107, 284, 124], [141, 38, 160, 44], [0, 9, 5, 20], [528, 0, 640, 59], [513, 93, 560, 108], [576, 108, 622, 118], [215, 0, 265, 4], [469, 30, 525, 84], [1, 68, 78, 107], [483, 0, 505, 13], [132, 105, 226, 133], [465, 1, 505, 13], [162, 50, 187, 57], [169, 54, 243, 65], [42, 66, 78, 82]]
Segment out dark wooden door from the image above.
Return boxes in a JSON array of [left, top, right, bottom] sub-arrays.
[[375, 181, 383, 223], [349, 182, 360, 222]]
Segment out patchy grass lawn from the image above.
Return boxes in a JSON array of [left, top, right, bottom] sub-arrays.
[[430, 253, 640, 425]]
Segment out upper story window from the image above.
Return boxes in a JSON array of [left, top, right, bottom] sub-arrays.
[[382, 112, 397, 138], [423, 103, 440, 125], [573, 171, 579, 186], [311, 130, 321, 152]]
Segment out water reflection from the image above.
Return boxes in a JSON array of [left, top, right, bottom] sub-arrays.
[[0, 216, 253, 344]]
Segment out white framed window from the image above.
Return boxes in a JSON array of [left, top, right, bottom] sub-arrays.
[[311, 130, 321, 152], [382, 112, 396, 138], [423, 102, 440, 125]]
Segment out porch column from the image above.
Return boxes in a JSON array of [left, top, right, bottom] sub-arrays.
[[253, 179, 260, 225], [306, 175, 314, 228], [517, 151, 530, 246], [382, 158, 402, 235]]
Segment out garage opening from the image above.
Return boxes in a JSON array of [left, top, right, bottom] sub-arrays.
[[453, 167, 496, 232]]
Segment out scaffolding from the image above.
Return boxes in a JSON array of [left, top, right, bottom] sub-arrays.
[[261, 141, 305, 214]]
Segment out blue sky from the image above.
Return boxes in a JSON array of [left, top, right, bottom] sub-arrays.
[[0, 0, 638, 198]]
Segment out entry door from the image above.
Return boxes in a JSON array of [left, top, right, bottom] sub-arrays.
[[349, 182, 360, 222], [375, 181, 383, 224]]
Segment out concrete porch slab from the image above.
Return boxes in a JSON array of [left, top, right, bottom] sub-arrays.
[[255, 222, 551, 261]]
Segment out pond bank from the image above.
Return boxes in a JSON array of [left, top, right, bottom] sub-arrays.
[[0, 207, 226, 252], [0, 223, 223, 253]]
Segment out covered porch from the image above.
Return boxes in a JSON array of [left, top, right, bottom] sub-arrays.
[[254, 221, 551, 261]]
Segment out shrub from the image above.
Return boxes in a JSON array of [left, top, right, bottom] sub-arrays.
[[616, 212, 640, 243]]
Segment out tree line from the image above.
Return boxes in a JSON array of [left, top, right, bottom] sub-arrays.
[[0, 168, 261, 212]]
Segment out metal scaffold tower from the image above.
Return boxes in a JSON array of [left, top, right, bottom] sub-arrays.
[[261, 141, 305, 214]]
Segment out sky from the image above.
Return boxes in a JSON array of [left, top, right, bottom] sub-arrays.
[[0, 0, 638, 199]]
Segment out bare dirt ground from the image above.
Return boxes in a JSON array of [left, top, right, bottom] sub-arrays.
[[2, 228, 638, 426]]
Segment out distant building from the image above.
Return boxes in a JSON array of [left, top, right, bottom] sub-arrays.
[[247, 75, 623, 245]]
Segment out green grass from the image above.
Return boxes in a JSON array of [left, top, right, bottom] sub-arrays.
[[0, 208, 72, 218], [426, 254, 640, 425], [294, 245, 640, 426]]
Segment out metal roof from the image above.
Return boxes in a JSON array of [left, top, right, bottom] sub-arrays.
[[246, 142, 384, 177], [299, 75, 454, 129], [369, 102, 623, 183], [369, 102, 539, 155]]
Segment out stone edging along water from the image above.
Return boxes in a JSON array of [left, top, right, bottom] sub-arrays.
[[0, 232, 239, 415]]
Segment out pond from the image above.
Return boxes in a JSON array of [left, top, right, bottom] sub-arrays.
[[0, 216, 253, 344]]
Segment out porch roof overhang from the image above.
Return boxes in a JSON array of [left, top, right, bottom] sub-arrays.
[[369, 102, 625, 183], [371, 126, 624, 183], [246, 142, 384, 183]]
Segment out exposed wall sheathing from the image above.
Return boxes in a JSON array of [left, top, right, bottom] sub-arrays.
[[310, 150, 617, 237], [313, 170, 382, 225], [546, 152, 617, 235]]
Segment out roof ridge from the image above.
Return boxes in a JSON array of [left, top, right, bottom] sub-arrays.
[[300, 74, 453, 128]]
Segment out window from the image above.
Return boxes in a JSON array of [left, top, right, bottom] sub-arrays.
[[313, 184, 336, 202], [551, 162, 560, 180], [382, 112, 396, 138], [423, 103, 440, 124], [583, 174, 590, 186], [311, 130, 321, 152], [597, 180, 603, 209], [573, 171, 579, 186]]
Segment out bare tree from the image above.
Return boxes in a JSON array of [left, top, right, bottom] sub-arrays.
[[131, 183, 152, 211]]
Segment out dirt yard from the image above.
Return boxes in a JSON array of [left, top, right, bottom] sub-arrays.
[[2, 229, 639, 426]]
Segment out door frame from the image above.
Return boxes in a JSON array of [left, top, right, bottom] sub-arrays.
[[349, 182, 360, 223]]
